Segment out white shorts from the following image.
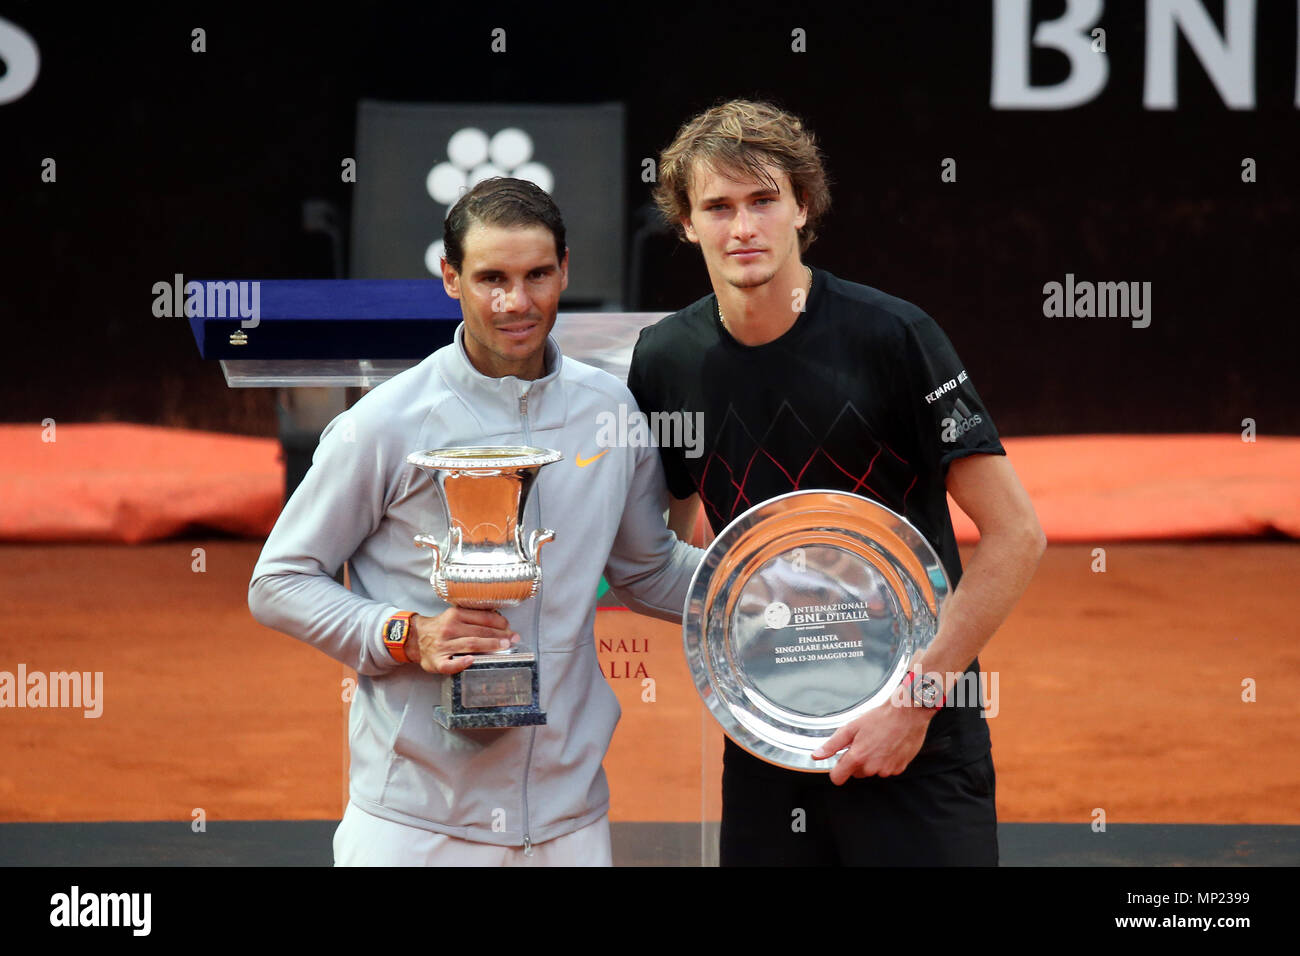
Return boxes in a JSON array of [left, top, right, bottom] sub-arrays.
[[332, 801, 613, 867]]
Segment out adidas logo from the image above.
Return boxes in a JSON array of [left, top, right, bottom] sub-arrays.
[[941, 398, 984, 443]]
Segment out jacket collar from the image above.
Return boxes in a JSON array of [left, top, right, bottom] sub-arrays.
[[435, 322, 567, 431]]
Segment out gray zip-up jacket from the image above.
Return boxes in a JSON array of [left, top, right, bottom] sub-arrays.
[[248, 325, 702, 847]]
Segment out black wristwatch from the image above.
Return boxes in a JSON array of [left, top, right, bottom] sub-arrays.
[[907, 670, 945, 708]]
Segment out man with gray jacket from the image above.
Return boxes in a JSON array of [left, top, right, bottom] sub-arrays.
[[248, 178, 702, 866]]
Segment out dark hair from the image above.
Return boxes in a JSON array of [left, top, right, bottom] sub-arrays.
[[442, 177, 566, 273], [653, 99, 830, 254]]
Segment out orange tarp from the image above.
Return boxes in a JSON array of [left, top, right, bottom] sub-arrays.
[[0, 424, 283, 544], [953, 434, 1300, 542], [1, 424, 1296, 543]]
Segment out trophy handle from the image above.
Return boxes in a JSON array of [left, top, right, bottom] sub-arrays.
[[526, 528, 555, 564], [414, 533, 441, 575]]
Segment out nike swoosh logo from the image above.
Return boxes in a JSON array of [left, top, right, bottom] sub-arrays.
[[575, 450, 609, 468]]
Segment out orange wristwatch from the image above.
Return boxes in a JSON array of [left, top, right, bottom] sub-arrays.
[[382, 611, 417, 663]]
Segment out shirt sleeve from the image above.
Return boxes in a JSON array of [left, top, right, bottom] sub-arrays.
[[247, 408, 406, 677], [627, 330, 697, 501], [894, 311, 1005, 476]]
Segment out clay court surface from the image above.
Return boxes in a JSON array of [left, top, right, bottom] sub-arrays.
[[1, 539, 1296, 826]]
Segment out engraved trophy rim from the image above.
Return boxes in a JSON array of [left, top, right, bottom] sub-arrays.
[[406, 446, 563, 470], [683, 489, 951, 773]]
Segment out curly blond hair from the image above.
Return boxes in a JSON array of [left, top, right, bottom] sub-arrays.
[[653, 99, 830, 253]]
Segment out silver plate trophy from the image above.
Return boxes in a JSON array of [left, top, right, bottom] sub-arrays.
[[407, 446, 562, 729], [684, 490, 951, 771]]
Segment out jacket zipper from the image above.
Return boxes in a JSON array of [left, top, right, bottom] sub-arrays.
[[519, 385, 537, 856]]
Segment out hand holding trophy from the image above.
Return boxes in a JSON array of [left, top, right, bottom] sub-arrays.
[[406, 446, 562, 729]]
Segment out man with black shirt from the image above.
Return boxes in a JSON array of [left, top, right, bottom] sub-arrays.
[[628, 100, 1045, 865]]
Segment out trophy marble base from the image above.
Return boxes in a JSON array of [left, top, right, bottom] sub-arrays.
[[433, 653, 547, 729]]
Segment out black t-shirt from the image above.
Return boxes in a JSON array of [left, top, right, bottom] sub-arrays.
[[627, 266, 1005, 780]]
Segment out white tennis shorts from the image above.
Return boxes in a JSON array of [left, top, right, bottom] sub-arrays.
[[333, 801, 613, 867]]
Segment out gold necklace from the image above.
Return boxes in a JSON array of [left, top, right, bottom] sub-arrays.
[[719, 265, 813, 332]]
